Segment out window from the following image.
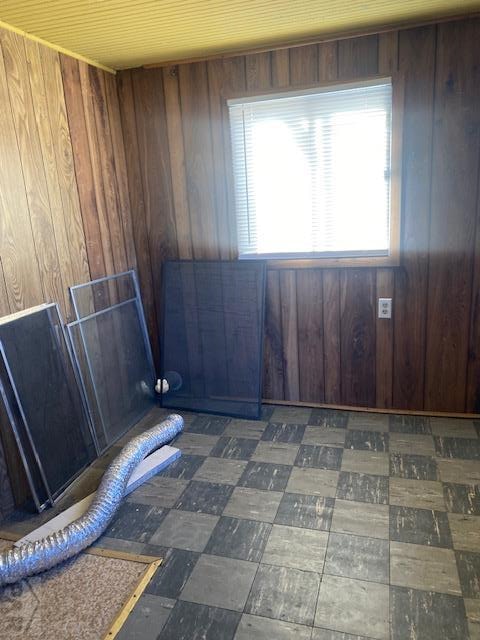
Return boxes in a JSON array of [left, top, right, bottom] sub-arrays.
[[228, 78, 400, 265]]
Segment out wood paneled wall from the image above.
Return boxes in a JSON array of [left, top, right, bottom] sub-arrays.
[[118, 18, 480, 414], [0, 25, 138, 326]]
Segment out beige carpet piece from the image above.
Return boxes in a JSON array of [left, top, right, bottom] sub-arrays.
[[0, 539, 148, 640]]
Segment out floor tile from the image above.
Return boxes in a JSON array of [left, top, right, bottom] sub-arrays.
[[389, 433, 436, 456], [146, 548, 200, 598], [261, 405, 275, 420], [104, 502, 168, 542], [159, 600, 241, 640], [455, 550, 480, 597], [389, 415, 431, 434], [239, 461, 291, 491], [390, 453, 438, 480], [286, 467, 339, 497], [312, 630, 371, 640], [448, 513, 480, 551], [223, 419, 267, 439], [336, 471, 389, 504], [465, 598, 480, 640], [160, 454, 205, 479], [341, 450, 389, 476], [310, 409, 349, 428], [205, 516, 271, 562], [344, 430, 388, 452], [389, 478, 445, 511], [246, 564, 320, 625], [390, 586, 469, 640], [390, 541, 461, 595], [389, 505, 452, 548], [444, 483, 480, 514], [295, 444, 343, 470], [430, 418, 477, 438], [223, 487, 282, 523], [234, 614, 312, 640], [347, 412, 389, 432], [261, 422, 306, 444], [174, 481, 233, 515], [173, 432, 219, 456], [210, 436, 258, 460], [127, 476, 189, 508], [302, 425, 346, 448], [193, 457, 248, 485], [330, 499, 389, 539], [187, 415, 230, 435], [315, 574, 389, 640], [325, 532, 389, 583], [271, 406, 312, 424], [437, 459, 480, 484], [434, 436, 480, 460], [251, 441, 300, 465], [116, 594, 174, 640], [180, 554, 257, 611], [262, 524, 329, 572], [275, 493, 334, 530], [150, 510, 218, 551]]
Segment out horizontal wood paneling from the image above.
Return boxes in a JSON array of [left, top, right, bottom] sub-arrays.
[[118, 17, 480, 414]]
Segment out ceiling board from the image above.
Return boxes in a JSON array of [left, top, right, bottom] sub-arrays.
[[1, 0, 480, 69]]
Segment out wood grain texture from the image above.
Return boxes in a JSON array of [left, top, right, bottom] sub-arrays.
[[297, 270, 325, 403], [113, 17, 480, 414], [263, 270, 284, 400], [424, 19, 480, 412], [280, 270, 300, 401], [340, 269, 376, 407], [393, 26, 436, 409]]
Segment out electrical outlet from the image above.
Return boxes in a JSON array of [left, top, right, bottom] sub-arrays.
[[378, 298, 392, 319]]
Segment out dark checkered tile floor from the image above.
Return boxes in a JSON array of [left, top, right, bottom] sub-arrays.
[[99, 407, 480, 639]]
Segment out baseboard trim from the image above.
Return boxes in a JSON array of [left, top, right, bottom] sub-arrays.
[[262, 398, 479, 419]]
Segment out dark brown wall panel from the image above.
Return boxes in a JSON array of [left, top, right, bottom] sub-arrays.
[[116, 17, 480, 414], [424, 20, 480, 411]]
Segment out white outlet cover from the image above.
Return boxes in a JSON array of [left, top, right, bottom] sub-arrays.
[[378, 298, 392, 319]]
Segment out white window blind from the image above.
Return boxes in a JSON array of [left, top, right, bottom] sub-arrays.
[[228, 78, 393, 260]]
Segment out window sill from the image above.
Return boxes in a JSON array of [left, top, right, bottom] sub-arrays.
[[262, 255, 400, 269]]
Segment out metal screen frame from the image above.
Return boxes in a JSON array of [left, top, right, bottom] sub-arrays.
[[160, 260, 267, 420], [67, 270, 157, 453], [0, 303, 97, 510]]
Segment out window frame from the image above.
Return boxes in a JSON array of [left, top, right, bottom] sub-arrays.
[[224, 73, 404, 269]]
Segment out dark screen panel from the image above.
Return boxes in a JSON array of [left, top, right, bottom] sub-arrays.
[[161, 261, 266, 419], [0, 305, 96, 503]]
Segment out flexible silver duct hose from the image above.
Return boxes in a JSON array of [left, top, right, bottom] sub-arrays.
[[0, 413, 183, 587]]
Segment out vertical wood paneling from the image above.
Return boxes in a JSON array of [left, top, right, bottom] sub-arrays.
[[207, 56, 246, 259], [467, 195, 480, 412], [280, 270, 300, 401], [0, 41, 43, 311], [340, 270, 376, 406], [271, 49, 290, 87], [263, 270, 284, 400], [376, 269, 394, 407], [116, 69, 159, 360], [179, 62, 219, 259], [323, 270, 341, 404], [1, 30, 66, 313], [393, 26, 436, 409], [424, 20, 480, 412], [290, 44, 318, 85], [297, 270, 324, 403], [245, 52, 272, 90], [163, 66, 193, 260], [116, 18, 480, 414]]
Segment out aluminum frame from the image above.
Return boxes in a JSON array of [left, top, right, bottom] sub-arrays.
[[0, 303, 97, 510], [160, 260, 266, 420], [67, 271, 157, 453]]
